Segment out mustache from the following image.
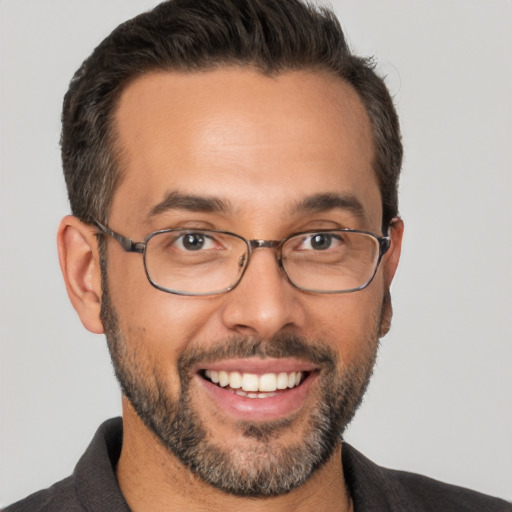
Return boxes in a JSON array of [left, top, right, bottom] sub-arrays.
[[178, 334, 338, 374]]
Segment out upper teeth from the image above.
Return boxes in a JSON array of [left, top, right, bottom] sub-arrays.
[[204, 370, 303, 392]]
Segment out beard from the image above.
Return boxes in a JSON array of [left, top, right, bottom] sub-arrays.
[[100, 266, 385, 497]]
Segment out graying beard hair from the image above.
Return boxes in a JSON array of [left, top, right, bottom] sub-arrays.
[[99, 252, 379, 497], [124, 365, 360, 497], [182, 404, 335, 496]]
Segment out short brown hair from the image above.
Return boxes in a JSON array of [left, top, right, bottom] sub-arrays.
[[61, 0, 402, 228]]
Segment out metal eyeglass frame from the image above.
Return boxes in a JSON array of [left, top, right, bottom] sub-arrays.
[[93, 219, 391, 296]]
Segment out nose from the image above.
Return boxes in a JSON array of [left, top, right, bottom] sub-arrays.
[[220, 248, 305, 339]]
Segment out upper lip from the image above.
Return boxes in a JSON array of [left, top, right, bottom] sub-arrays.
[[194, 357, 319, 375]]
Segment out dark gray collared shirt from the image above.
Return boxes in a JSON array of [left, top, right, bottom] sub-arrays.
[[5, 418, 511, 511]]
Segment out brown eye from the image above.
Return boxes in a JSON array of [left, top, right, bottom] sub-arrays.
[[181, 233, 206, 251], [309, 233, 333, 250]]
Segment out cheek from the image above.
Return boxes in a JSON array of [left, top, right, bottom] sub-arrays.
[[107, 277, 224, 396], [108, 263, 223, 355], [309, 285, 384, 363]]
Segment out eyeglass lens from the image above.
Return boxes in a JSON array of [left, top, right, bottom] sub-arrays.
[[143, 229, 381, 295]]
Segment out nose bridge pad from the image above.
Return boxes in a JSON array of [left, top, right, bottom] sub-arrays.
[[249, 239, 279, 249], [244, 239, 286, 279]]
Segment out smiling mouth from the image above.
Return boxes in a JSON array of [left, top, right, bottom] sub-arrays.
[[201, 370, 309, 398]]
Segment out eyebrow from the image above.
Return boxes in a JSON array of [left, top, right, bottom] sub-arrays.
[[292, 192, 366, 219], [148, 190, 366, 221], [148, 191, 231, 218]]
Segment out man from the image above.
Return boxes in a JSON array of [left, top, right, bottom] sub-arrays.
[[4, 0, 511, 510]]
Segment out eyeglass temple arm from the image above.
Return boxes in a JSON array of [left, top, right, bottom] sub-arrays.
[[93, 220, 145, 253], [379, 236, 391, 255], [379, 217, 400, 255]]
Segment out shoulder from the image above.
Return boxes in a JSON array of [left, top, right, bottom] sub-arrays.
[[387, 467, 512, 512], [342, 442, 511, 511], [3, 476, 83, 512]]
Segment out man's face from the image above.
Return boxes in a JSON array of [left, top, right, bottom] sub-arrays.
[[101, 68, 401, 496]]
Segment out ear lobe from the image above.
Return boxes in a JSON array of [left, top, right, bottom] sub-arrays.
[[379, 289, 393, 337], [383, 217, 404, 288], [57, 215, 104, 334]]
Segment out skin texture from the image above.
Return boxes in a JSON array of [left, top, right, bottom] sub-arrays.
[[57, 68, 403, 512]]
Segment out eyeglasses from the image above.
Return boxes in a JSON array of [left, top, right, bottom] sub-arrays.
[[94, 220, 391, 296]]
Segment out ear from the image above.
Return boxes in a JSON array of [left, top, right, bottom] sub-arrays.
[[379, 218, 404, 337], [382, 217, 404, 289], [57, 215, 104, 334]]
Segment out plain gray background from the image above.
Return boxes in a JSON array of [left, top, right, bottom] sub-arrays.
[[1, 0, 511, 506]]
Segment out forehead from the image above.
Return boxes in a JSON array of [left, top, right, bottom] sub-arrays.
[[111, 67, 381, 232]]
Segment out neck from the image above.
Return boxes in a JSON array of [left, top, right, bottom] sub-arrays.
[[117, 400, 353, 512]]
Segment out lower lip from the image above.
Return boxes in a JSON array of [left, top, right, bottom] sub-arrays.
[[195, 372, 317, 422]]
